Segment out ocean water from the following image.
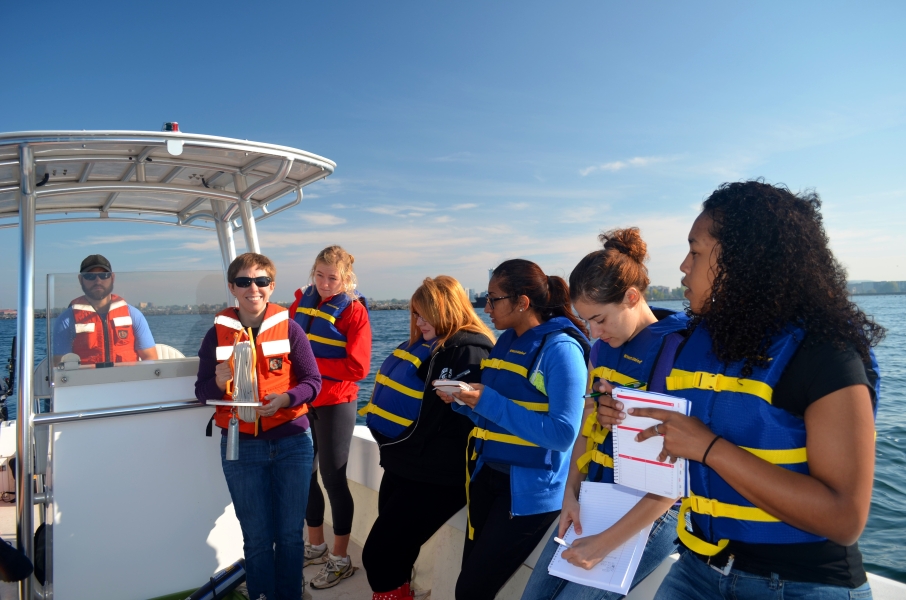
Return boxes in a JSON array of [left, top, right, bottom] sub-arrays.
[[0, 297, 903, 582]]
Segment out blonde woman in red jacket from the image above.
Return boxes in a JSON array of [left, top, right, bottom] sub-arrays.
[[289, 245, 372, 590]]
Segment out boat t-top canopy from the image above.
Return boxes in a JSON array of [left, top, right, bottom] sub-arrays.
[[0, 129, 335, 247], [4, 130, 335, 599]]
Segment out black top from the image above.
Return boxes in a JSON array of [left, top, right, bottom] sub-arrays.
[[694, 335, 877, 588], [373, 330, 494, 487]]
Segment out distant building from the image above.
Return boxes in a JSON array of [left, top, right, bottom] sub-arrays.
[[488, 268, 494, 282]]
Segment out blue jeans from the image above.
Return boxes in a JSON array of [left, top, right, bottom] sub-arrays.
[[521, 508, 679, 600], [653, 549, 873, 600], [221, 431, 314, 600]]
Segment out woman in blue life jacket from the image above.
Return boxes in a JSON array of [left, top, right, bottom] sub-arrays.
[[289, 245, 372, 590], [437, 259, 590, 600], [521, 228, 686, 600], [359, 275, 495, 600], [600, 182, 884, 600]]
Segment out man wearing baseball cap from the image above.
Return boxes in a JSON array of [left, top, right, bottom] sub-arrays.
[[52, 255, 158, 365]]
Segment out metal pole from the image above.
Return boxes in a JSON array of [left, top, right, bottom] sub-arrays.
[[232, 173, 260, 254], [212, 199, 237, 306], [16, 144, 36, 600]]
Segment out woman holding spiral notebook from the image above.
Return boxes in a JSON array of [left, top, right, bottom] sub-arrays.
[[599, 182, 883, 600], [521, 228, 686, 600]]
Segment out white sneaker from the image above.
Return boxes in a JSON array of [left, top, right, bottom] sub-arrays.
[[309, 554, 356, 589], [304, 541, 329, 567]]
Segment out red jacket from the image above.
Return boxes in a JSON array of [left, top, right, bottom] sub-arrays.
[[290, 289, 371, 407], [70, 294, 138, 364], [213, 304, 306, 434]]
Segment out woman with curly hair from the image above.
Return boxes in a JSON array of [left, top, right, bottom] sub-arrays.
[[600, 181, 882, 599]]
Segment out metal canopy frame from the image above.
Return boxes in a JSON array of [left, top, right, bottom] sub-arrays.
[[4, 131, 335, 599]]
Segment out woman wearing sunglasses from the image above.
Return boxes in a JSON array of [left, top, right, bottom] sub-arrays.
[[359, 275, 495, 600], [195, 252, 323, 600], [289, 245, 372, 589], [437, 259, 590, 600], [521, 228, 685, 600]]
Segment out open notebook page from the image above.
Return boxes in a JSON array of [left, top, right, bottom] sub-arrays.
[[547, 482, 652, 594]]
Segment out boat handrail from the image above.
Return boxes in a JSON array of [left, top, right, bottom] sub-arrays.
[[32, 398, 207, 426]]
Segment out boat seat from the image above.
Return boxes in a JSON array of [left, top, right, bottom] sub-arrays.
[[155, 344, 186, 359]]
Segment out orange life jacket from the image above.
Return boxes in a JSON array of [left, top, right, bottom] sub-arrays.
[[213, 304, 306, 434], [70, 294, 139, 364]]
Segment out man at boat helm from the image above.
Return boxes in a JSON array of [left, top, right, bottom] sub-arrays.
[[52, 254, 158, 366]]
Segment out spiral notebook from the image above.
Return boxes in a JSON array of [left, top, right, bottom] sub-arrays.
[[611, 387, 690, 498], [547, 481, 651, 594]]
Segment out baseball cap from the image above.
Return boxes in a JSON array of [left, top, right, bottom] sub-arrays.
[[80, 254, 112, 273]]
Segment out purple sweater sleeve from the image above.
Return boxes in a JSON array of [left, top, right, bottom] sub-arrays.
[[193, 320, 322, 406]]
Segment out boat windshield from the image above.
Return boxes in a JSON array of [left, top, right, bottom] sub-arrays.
[[46, 269, 230, 368]]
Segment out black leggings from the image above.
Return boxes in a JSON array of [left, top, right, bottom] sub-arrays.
[[455, 467, 559, 600], [305, 401, 356, 536], [362, 469, 466, 592]]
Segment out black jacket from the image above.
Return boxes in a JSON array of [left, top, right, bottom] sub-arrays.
[[374, 329, 494, 487]]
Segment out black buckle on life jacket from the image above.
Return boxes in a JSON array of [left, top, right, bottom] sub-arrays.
[[205, 414, 214, 437]]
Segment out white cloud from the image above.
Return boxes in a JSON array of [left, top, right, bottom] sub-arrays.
[[365, 205, 438, 216], [451, 203, 478, 210], [299, 213, 347, 226], [507, 202, 529, 210], [433, 215, 453, 223], [579, 156, 670, 176], [430, 152, 473, 163]]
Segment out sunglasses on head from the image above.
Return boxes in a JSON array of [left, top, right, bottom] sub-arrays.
[[233, 276, 273, 288], [81, 272, 112, 281]]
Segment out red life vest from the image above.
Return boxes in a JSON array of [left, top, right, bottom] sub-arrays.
[[70, 294, 139, 365], [213, 304, 305, 434]]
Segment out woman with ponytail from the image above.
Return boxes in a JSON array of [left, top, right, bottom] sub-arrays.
[[437, 259, 590, 600], [289, 245, 372, 590], [521, 228, 685, 600]]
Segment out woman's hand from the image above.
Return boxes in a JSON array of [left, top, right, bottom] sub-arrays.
[[561, 531, 619, 571], [257, 393, 290, 418], [630, 407, 717, 463], [559, 487, 582, 538], [437, 383, 484, 408], [214, 361, 232, 391], [592, 380, 625, 431]]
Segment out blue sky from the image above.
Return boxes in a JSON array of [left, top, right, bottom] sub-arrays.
[[1, 1, 905, 306]]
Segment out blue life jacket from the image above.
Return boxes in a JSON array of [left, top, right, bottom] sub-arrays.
[[580, 310, 688, 483], [359, 337, 436, 439], [293, 287, 367, 366], [471, 316, 590, 469], [667, 324, 882, 555], [667, 324, 814, 554]]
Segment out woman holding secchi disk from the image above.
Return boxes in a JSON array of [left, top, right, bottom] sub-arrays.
[[521, 228, 686, 600], [195, 252, 322, 600], [359, 275, 495, 600], [437, 259, 590, 600], [597, 181, 883, 600]]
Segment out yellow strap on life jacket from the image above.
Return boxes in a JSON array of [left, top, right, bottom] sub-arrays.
[[741, 445, 807, 464], [576, 449, 614, 474], [374, 373, 424, 400], [676, 490, 785, 556], [357, 402, 414, 427], [480, 358, 529, 378], [392, 348, 424, 368], [666, 369, 774, 405], [511, 399, 549, 412], [295, 306, 337, 325], [587, 366, 644, 391], [307, 333, 348, 348], [465, 426, 539, 540]]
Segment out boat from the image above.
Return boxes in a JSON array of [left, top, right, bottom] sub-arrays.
[[1, 129, 904, 599]]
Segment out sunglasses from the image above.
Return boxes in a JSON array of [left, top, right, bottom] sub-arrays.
[[412, 311, 429, 323], [485, 294, 515, 309], [81, 272, 112, 281], [233, 276, 273, 288]]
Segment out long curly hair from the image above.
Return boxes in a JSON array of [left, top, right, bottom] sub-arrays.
[[694, 180, 885, 373]]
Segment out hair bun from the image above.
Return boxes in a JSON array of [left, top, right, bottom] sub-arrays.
[[598, 227, 648, 264]]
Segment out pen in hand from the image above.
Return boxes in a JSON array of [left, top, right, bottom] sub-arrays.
[[554, 536, 573, 549]]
